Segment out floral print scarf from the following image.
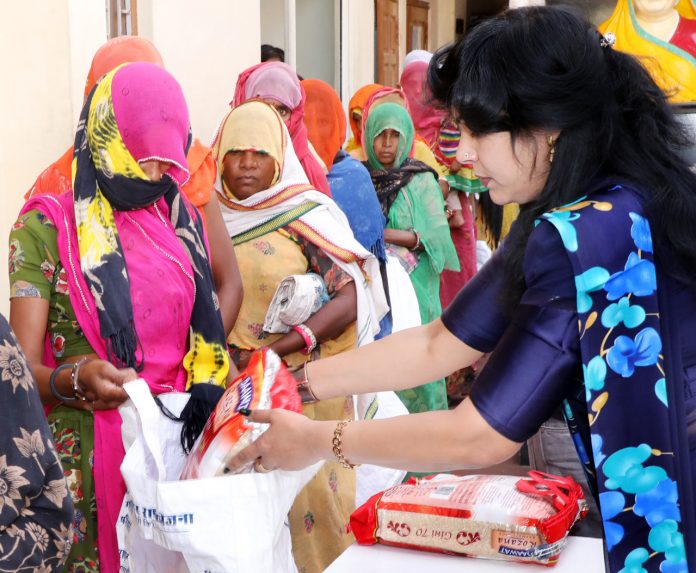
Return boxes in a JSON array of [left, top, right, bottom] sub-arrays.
[[540, 183, 695, 572]]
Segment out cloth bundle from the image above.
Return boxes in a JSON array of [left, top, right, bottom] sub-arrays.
[[263, 273, 329, 334]]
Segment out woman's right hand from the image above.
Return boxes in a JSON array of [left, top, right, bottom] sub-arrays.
[[77, 360, 136, 410]]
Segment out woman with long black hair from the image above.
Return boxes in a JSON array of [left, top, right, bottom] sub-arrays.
[[229, 7, 696, 571]]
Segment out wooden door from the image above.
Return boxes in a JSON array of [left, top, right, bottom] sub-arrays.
[[376, 0, 399, 87], [407, 0, 429, 52]]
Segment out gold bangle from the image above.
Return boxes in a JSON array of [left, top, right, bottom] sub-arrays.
[[332, 420, 357, 469]]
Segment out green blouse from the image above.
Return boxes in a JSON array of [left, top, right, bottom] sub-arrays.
[[9, 209, 94, 360]]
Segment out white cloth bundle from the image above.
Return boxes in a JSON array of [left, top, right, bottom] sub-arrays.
[[263, 273, 329, 334]]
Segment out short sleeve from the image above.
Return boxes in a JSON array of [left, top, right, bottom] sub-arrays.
[[8, 210, 58, 300], [467, 222, 582, 442], [441, 237, 511, 352], [291, 231, 354, 295]]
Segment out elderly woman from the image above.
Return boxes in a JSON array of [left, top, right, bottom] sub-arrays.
[[9, 62, 230, 573], [212, 100, 386, 573]]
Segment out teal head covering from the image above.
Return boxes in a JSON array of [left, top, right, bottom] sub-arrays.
[[365, 102, 414, 170]]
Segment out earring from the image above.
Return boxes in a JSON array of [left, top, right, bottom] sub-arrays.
[[547, 135, 556, 164]]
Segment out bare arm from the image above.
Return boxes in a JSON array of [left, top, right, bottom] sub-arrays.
[[307, 318, 482, 398], [230, 398, 521, 472], [267, 282, 358, 358], [10, 298, 134, 409], [203, 194, 243, 336], [383, 228, 420, 250]]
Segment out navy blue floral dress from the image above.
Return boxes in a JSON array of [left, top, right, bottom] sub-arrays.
[[0, 313, 73, 572]]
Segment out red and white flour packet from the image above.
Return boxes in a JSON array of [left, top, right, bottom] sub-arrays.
[[180, 348, 302, 479], [350, 472, 587, 566]]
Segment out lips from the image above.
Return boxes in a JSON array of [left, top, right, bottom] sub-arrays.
[[237, 176, 258, 184], [477, 176, 492, 187]]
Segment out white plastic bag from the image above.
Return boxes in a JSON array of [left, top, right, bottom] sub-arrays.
[[117, 379, 321, 573]]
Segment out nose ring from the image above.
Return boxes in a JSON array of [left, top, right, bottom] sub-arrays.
[[462, 152, 470, 160]]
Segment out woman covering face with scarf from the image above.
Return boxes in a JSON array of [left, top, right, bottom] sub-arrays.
[[24, 35, 243, 335], [231, 61, 331, 196], [9, 62, 230, 573], [213, 100, 387, 573], [363, 102, 458, 414]]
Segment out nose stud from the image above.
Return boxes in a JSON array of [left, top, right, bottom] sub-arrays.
[[461, 152, 470, 160]]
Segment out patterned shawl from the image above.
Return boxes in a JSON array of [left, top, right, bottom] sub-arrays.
[[74, 62, 229, 436], [540, 183, 695, 572]]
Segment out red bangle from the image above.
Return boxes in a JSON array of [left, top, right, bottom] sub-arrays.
[[292, 323, 317, 354]]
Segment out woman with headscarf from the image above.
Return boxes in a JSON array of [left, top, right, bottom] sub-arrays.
[[345, 83, 383, 159], [231, 62, 331, 196], [600, 0, 696, 102], [212, 100, 387, 572], [302, 78, 392, 338], [24, 35, 243, 335], [9, 62, 231, 573], [363, 102, 458, 413]]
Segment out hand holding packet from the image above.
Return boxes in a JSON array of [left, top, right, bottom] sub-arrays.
[[180, 348, 302, 479]]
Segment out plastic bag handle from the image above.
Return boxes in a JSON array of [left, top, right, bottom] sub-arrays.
[[124, 378, 167, 481]]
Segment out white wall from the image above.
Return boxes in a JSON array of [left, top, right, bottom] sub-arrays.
[[139, 0, 261, 143], [341, 0, 376, 105], [0, 1, 76, 316], [296, 0, 337, 86], [261, 0, 287, 53]]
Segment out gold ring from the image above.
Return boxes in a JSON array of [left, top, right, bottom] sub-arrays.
[[254, 458, 272, 473]]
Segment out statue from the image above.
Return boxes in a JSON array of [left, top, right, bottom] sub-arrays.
[[600, 0, 696, 102]]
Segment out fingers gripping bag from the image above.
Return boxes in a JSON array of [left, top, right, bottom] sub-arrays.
[[350, 471, 587, 567], [181, 348, 302, 479]]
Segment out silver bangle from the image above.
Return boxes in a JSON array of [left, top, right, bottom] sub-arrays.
[[71, 357, 91, 401]]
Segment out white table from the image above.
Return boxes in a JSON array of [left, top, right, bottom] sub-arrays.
[[325, 537, 605, 573]]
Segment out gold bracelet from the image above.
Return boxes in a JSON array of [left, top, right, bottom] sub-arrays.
[[332, 420, 356, 469]]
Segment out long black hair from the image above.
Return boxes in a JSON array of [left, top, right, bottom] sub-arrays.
[[428, 6, 696, 311]]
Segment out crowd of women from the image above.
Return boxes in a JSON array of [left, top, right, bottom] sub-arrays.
[[4, 4, 696, 573]]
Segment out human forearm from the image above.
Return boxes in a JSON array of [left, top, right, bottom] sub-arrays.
[[307, 319, 482, 399], [311, 400, 521, 471], [384, 228, 419, 249], [237, 398, 521, 473], [267, 282, 358, 358]]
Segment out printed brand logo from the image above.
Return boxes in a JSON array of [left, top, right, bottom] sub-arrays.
[[236, 376, 254, 411], [456, 531, 481, 546], [499, 546, 533, 557], [387, 520, 411, 537]]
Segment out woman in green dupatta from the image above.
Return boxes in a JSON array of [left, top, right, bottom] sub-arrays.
[[364, 102, 458, 413]]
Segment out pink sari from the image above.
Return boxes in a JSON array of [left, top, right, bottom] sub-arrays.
[[21, 192, 195, 573], [232, 62, 331, 196]]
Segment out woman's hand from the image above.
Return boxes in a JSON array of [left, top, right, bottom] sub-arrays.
[[77, 360, 136, 410], [226, 409, 328, 472]]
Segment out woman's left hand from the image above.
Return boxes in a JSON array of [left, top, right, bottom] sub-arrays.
[[226, 409, 327, 472]]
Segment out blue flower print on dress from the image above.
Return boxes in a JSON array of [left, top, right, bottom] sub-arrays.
[[655, 378, 668, 407], [604, 444, 668, 494], [648, 520, 687, 572], [540, 210, 581, 252], [575, 267, 611, 313], [619, 547, 650, 573], [584, 355, 607, 400], [601, 296, 646, 329], [606, 327, 662, 378], [634, 479, 681, 527], [600, 490, 626, 550], [605, 253, 657, 300], [592, 433, 606, 467], [629, 212, 653, 254]]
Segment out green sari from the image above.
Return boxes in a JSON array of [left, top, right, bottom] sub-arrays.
[[365, 103, 459, 413]]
